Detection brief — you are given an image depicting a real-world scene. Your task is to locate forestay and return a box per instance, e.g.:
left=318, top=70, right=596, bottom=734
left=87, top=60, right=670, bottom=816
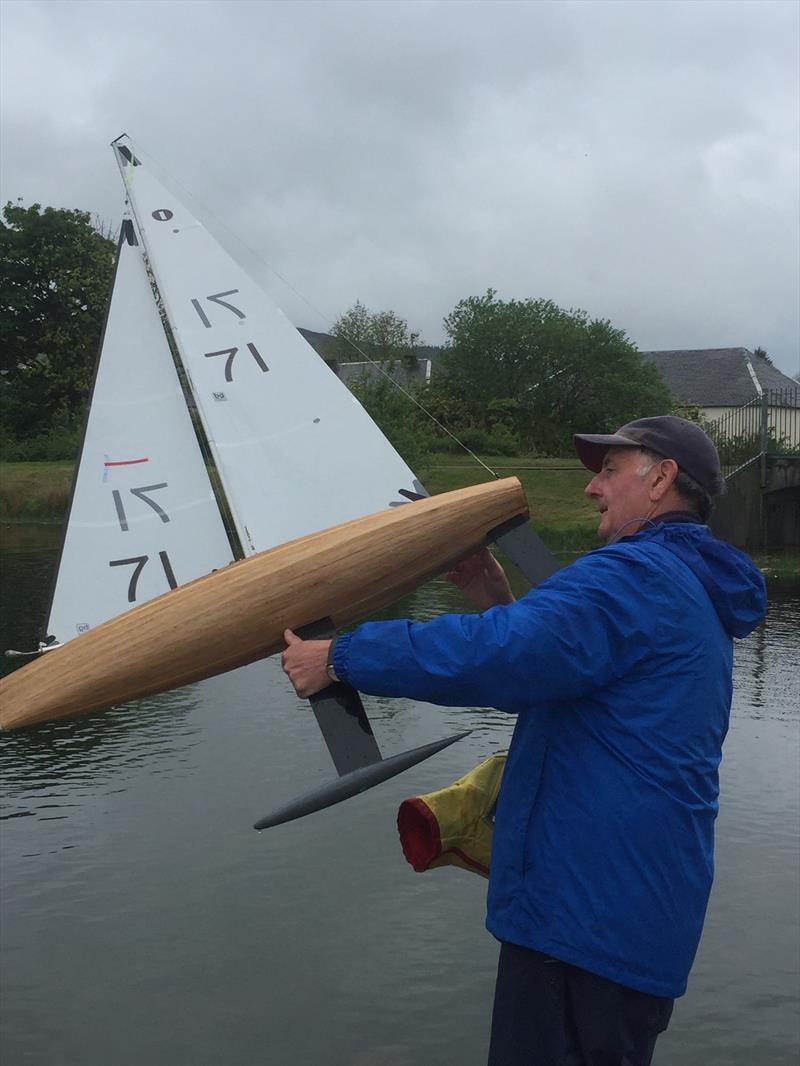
left=45, top=224, right=234, bottom=646
left=114, top=136, right=422, bottom=556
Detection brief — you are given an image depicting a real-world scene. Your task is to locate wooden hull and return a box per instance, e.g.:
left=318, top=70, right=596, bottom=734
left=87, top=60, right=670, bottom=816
left=0, top=478, right=528, bottom=730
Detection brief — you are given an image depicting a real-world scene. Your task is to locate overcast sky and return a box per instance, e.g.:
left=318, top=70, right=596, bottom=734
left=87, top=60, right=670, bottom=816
left=1, top=0, right=798, bottom=376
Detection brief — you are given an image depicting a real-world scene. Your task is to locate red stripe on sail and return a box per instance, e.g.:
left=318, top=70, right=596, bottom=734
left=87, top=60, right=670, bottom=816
left=104, top=458, right=149, bottom=467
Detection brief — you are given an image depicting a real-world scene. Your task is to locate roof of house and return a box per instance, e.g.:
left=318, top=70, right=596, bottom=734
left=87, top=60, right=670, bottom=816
left=641, top=348, right=799, bottom=407
left=297, top=327, right=338, bottom=361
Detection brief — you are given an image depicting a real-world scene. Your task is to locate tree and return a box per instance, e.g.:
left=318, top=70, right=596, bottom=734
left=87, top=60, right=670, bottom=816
left=348, top=371, right=431, bottom=471
left=331, top=300, right=421, bottom=368
left=752, top=346, right=773, bottom=366
left=0, top=201, right=116, bottom=441
left=440, top=290, right=672, bottom=454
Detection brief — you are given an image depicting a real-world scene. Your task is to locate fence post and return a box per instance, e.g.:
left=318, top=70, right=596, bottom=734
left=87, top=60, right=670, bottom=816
left=760, top=391, right=769, bottom=487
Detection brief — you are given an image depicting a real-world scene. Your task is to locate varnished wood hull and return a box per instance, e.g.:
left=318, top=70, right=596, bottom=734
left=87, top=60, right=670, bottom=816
left=0, top=478, right=528, bottom=730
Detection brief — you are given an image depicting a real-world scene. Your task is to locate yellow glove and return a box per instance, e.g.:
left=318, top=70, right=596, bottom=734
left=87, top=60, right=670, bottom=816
left=397, top=753, right=507, bottom=879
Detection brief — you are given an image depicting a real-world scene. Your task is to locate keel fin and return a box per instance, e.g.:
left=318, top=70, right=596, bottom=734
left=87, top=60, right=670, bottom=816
left=254, top=730, right=472, bottom=830
left=257, top=618, right=472, bottom=828
left=297, top=618, right=382, bottom=775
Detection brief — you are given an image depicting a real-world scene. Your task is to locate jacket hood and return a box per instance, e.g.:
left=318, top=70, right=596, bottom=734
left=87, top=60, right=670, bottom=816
left=629, top=523, right=767, bottom=639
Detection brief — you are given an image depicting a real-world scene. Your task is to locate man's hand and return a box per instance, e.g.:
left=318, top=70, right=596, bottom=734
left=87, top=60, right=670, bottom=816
left=447, top=547, right=515, bottom=611
left=281, top=629, right=332, bottom=698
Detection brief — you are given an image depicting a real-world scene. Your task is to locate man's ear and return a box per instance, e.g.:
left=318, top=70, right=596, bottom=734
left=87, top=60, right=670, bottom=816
left=649, top=459, right=679, bottom=501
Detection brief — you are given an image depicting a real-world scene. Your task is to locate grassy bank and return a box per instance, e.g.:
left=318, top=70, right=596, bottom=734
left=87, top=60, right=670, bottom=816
left=420, top=453, right=598, bottom=553
left=2, top=457, right=798, bottom=580
left=0, top=462, right=74, bottom=522
left=0, top=456, right=598, bottom=549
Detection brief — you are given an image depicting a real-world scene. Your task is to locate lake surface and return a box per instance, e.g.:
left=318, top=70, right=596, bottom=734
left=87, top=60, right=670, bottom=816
left=1, top=527, right=798, bottom=1066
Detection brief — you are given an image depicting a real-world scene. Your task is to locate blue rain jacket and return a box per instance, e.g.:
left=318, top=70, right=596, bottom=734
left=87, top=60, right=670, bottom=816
left=333, top=521, right=766, bottom=997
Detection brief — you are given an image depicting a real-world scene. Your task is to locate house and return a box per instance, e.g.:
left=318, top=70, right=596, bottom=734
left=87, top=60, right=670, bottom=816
left=641, top=347, right=799, bottom=448
left=333, top=357, right=431, bottom=389
left=297, top=327, right=431, bottom=388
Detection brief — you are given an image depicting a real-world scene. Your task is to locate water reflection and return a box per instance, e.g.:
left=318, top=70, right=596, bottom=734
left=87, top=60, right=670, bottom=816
left=0, top=526, right=798, bottom=1066
left=732, top=583, right=799, bottom=722
left=0, top=689, right=203, bottom=823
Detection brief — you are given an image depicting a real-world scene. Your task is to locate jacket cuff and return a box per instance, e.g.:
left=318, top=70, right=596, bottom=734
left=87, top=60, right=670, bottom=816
left=332, top=631, right=353, bottom=684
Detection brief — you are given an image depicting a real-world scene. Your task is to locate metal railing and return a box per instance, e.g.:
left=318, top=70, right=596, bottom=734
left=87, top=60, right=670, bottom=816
left=706, top=387, right=800, bottom=480
left=767, top=387, right=800, bottom=448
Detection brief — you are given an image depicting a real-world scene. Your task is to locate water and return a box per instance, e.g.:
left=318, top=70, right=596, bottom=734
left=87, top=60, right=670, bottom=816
left=1, top=527, right=798, bottom=1066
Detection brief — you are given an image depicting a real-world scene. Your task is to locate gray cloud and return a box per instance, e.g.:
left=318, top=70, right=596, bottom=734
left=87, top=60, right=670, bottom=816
left=1, top=0, right=797, bottom=375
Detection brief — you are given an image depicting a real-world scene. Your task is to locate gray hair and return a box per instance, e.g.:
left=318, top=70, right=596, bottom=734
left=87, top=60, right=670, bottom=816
left=637, top=448, right=720, bottom=522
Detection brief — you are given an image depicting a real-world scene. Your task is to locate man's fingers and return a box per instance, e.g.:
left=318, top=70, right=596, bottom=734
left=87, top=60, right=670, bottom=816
left=281, top=635, right=331, bottom=700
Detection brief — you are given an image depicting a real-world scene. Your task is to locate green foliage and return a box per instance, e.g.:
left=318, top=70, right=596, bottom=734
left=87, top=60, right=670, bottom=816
left=331, top=300, right=421, bottom=368
left=0, top=201, right=116, bottom=442
left=0, top=415, right=82, bottom=461
left=417, top=371, right=472, bottom=426
left=440, top=290, right=672, bottom=454
left=348, top=370, right=433, bottom=471
left=714, top=430, right=793, bottom=471
left=669, top=402, right=710, bottom=428
left=431, top=425, right=520, bottom=456
left=338, top=290, right=673, bottom=466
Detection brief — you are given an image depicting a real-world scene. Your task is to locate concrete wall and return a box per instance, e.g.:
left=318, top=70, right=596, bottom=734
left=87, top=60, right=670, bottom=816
left=763, top=487, right=800, bottom=548
left=764, top=456, right=800, bottom=492
left=710, top=461, right=763, bottom=548
left=711, top=457, right=800, bottom=549
left=763, top=458, right=800, bottom=547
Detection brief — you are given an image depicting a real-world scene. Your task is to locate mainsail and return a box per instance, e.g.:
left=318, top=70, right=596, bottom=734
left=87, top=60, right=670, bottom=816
left=45, top=220, right=233, bottom=646
left=113, top=135, right=422, bottom=557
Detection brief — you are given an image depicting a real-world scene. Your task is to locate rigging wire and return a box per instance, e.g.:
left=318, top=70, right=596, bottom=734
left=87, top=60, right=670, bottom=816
left=135, top=144, right=499, bottom=480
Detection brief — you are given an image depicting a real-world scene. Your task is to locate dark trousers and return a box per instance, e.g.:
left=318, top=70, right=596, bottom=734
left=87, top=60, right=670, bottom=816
left=488, top=942, right=674, bottom=1066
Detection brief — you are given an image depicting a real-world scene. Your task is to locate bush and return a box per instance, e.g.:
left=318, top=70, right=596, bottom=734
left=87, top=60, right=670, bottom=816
left=714, top=430, right=793, bottom=470
left=0, top=422, right=82, bottom=461
left=349, top=372, right=433, bottom=471
left=431, top=425, right=519, bottom=456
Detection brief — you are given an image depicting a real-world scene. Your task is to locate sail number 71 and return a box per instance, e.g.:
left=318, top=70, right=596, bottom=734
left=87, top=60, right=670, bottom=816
left=109, top=551, right=177, bottom=603
left=109, top=484, right=176, bottom=601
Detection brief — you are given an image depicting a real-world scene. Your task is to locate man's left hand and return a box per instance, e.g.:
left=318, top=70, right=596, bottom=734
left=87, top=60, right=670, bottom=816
left=281, top=629, right=332, bottom=698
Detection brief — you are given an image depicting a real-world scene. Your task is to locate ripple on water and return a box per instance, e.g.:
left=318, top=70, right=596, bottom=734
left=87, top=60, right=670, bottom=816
left=0, top=687, right=204, bottom=823
left=0, top=543, right=798, bottom=1066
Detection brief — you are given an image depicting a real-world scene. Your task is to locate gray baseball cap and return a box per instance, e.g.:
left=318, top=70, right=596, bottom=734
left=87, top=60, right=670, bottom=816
left=574, top=415, right=723, bottom=495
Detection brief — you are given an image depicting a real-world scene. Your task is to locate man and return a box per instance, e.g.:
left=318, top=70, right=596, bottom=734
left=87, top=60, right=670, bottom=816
left=282, top=416, right=767, bottom=1066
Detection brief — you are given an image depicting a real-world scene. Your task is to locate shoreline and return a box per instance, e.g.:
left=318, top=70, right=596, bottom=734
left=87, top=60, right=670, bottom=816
left=2, top=459, right=798, bottom=580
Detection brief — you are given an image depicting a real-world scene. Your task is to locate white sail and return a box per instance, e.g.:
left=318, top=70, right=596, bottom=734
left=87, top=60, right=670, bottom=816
left=45, top=222, right=234, bottom=645
left=114, top=137, right=422, bottom=556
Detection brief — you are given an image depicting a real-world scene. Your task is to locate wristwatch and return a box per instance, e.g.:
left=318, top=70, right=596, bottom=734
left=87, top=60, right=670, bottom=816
left=326, top=639, right=339, bottom=683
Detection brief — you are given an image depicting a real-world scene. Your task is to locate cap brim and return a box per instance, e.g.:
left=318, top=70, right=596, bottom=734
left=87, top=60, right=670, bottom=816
left=573, top=432, right=641, bottom=472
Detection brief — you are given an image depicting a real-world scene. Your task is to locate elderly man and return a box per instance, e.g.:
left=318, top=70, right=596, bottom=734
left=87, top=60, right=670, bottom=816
left=282, top=416, right=766, bottom=1066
